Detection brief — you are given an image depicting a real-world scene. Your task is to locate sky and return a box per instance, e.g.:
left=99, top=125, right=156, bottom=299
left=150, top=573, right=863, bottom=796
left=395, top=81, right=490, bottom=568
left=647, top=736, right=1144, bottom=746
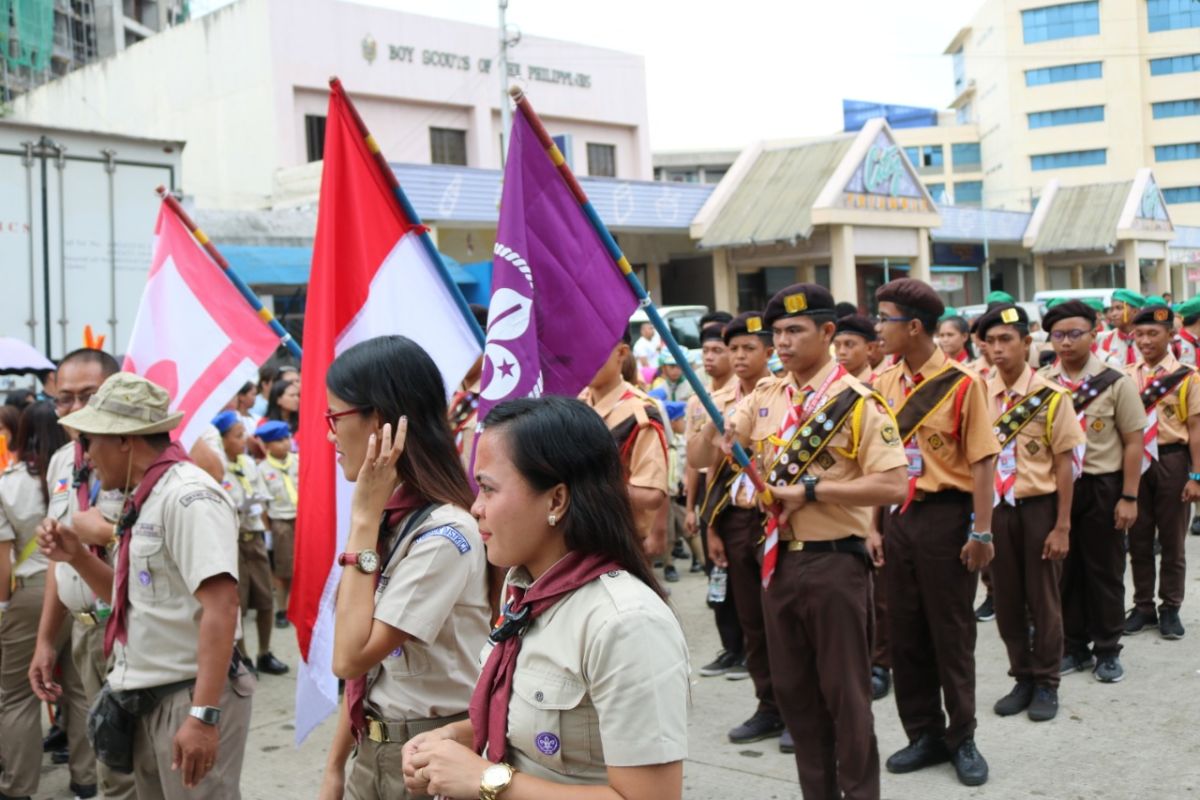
left=190, top=0, right=977, bottom=151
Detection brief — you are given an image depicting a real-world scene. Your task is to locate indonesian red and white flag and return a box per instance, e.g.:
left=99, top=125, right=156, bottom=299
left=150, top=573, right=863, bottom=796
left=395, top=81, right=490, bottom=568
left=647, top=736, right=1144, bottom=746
left=122, top=202, right=280, bottom=448
left=290, top=80, right=482, bottom=743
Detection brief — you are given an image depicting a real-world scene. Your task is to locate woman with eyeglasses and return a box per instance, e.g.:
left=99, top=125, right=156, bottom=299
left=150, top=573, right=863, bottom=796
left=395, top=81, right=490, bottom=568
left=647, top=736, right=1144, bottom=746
left=318, top=335, right=491, bottom=800
left=0, top=401, right=69, bottom=798
left=401, top=396, right=689, bottom=800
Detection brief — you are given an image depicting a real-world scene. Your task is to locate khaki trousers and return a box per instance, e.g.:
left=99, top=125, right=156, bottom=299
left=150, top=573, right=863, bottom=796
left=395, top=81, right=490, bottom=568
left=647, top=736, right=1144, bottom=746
left=346, top=712, right=465, bottom=800
left=56, top=613, right=96, bottom=789
left=128, top=666, right=255, bottom=800
left=73, top=620, right=137, bottom=798
left=0, top=578, right=49, bottom=797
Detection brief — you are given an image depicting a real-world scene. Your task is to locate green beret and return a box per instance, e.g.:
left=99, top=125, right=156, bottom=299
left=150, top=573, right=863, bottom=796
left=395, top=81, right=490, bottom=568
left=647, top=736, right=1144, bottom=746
left=985, top=290, right=1015, bottom=305
left=1111, top=289, right=1145, bottom=308
left=1082, top=297, right=1106, bottom=312
left=1144, top=294, right=1166, bottom=308
left=939, top=306, right=958, bottom=321
left=1175, top=296, right=1200, bottom=319
left=1044, top=298, right=1066, bottom=310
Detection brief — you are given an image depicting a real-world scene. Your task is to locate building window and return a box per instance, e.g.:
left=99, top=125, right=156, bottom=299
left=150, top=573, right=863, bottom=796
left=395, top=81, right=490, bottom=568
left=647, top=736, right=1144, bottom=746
left=904, top=146, right=920, bottom=166
left=1163, top=186, right=1200, bottom=204
left=924, top=145, right=944, bottom=168
left=1027, top=105, right=1105, bottom=128
left=587, top=143, right=616, bottom=177
left=1030, top=148, right=1107, bottom=170
left=1147, top=0, right=1200, bottom=32
left=926, top=182, right=947, bottom=203
left=1152, top=98, right=1200, bottom=118
left=703, top=167, right=728, bottom=184
left=956, top=102, right=973, bottom=124
left=304, top=115, right=326, bottom=163
left=1024, top=60, right=1102, bottom=85
left=954, top=180, right=983, bottom=205
left=951, top=142, right=981, bottom=168
left=1021, top=1, right=1099, bottom=43
left=430, top=127, right=468, bottom=166
left=952, top=47, right=966, bottom=93
left=1155, top=143, right=1200, bottom=161
left=1149, top=53, right=1200, bottom=75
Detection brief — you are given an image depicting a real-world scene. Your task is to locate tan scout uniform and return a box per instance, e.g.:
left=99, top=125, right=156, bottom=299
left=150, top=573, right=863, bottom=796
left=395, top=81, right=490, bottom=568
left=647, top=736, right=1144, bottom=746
left=1098, top=328, right=1139, bottom=369
left=579, top=381, right=669, bottom=544
left=346, top=504, right=490, bottom=800
left=482, top=568, right=688, bottom=784
left=873, top=347, right=1000, bottom=751
left=259, top=453, right=298, bottom=580
left=1125, top=354, right=1200, bottom=615
left=987, top=368, right=1084, bottom=690
left=1042, top=355, right=1145, bottom=660
left=223, top=454, right=274, bottom=614
left=726, top=360, right=906, bottom=798
left=111, top=460, right=254, bottom=800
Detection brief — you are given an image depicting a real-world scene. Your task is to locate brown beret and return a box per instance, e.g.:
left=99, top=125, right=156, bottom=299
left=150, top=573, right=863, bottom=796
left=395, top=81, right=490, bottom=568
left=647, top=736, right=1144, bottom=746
left=723, top=311, right=772, bottom=345
left=1133, top=304, right=1173, bottom=327
left=875, top=278, right=945, bottom=319
left=763, top=283, right=836, bottom=328
left=834, top=314, right=877, bottom=342
left=1041, top=300, right=1096, bottom=332
left=975, top=304, right=1029, bottom=340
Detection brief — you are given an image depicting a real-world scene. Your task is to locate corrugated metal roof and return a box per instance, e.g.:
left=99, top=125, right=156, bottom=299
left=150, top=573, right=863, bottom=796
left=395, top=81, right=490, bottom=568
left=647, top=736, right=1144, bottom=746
left=389, top=162, right=713, bottom=231
left=698, top=137, right=855, bottom=249
left=932, top=205, right=1031, bottom=243
left=1033, top=182, right=1131, bottom=253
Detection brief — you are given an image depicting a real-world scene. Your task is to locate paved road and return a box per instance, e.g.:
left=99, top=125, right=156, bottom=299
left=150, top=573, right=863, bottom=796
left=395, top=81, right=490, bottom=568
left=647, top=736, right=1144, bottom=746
left=33, top=536, right=1200, bottom=799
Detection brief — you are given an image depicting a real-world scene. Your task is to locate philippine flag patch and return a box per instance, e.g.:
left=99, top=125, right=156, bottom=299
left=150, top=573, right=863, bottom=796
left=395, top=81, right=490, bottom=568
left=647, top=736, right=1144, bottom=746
left=54, top=478, right=70, bottom=494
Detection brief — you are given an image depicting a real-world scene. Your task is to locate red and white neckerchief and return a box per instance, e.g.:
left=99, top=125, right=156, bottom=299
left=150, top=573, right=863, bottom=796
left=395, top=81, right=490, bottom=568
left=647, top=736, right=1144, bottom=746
left=953, top=349, right=970, bottom=364
left=993, top=385, right=1023, bottom=507
left=761, top=364, right=846, bottom=589
left=1055, top=370, right=1089, bottom=480
left=1178, top=329, right=1197, bottom=368
left=727, top=381, right=756, bottom=507
left=1140, top=365, right=1164, bottom=474
left=1102, top=330, right=1137, bottom=367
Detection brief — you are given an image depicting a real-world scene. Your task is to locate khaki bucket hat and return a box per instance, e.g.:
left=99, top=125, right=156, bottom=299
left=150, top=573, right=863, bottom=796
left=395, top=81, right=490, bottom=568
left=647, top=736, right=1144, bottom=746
left=59, top=372, right=184, bottom=436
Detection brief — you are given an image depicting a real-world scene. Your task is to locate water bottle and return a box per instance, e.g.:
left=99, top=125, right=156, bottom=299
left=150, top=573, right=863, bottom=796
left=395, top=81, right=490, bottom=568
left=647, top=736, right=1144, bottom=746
left=707, top=566, right=728, bottom=605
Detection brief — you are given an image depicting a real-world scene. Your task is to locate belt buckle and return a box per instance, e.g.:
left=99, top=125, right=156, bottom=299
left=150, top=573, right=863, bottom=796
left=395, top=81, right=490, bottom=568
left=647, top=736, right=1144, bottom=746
left=241, top=532, right=255, bottom=542
left=75, top=611, right=97, bottom=627
left=787, top=540, right=805, bottom=552
left=367, top=718, right=387, bottom=743
left=913, top=490, right=928, bottom=503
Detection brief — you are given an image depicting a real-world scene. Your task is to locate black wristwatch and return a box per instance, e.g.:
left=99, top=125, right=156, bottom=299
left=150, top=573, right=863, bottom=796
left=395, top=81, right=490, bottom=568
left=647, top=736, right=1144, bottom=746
left=802, top=474, right=820, bottom=503
left=1120, top=494, right=1138, bottom=503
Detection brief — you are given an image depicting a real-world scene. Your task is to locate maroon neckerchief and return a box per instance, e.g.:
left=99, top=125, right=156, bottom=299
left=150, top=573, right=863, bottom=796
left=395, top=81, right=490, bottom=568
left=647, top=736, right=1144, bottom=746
left=469, top=551, right=623, bottom=763
left=346, top=483, right=428, bottom=742
left=73, top=442, right=105, bottom=559
left=105, top=442, right=192, bottom=658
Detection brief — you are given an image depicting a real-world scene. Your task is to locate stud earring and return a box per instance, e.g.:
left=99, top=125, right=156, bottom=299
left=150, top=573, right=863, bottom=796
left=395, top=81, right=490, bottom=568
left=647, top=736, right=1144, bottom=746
left=548, top=514, right=557, bottom=527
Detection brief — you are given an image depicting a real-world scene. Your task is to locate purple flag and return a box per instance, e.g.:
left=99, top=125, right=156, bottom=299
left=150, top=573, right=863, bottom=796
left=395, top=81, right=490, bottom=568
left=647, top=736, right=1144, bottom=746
left=477, top=111, right=638, bottom=421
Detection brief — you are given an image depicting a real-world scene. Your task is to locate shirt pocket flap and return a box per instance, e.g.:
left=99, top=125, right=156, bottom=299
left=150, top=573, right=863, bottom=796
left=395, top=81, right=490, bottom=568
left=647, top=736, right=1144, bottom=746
left=512, top=670, right=586, bottom=711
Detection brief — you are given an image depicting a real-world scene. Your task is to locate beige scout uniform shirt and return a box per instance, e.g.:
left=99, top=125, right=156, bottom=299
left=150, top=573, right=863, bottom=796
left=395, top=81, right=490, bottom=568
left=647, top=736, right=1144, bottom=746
left=483, top=567, right=689, bottom=785
left=367, top=504, right=489, bottom=721
left=258, top=454, right=298, bottom=521
left=1041, top=355, right=1147, bottom=475
left=221, top=454, right=268, bottom=533
left=1125, top=353, right=1200, bottom=445
left=987, top=368, right=1086, bottom=498
left=726, top=360, right=908, bottom=540
left=108, top=461, right=240, bottom=691
left=1098, top=328, right=1139, bottom=369
left=874, top=348, right=1001, bottom=494
left=0, top=463, right=49, bottom=580
left=579, top=382, right=669, bottom=541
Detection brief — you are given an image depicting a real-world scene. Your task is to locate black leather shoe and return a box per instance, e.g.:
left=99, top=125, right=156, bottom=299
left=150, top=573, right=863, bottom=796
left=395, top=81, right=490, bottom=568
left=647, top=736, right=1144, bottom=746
left=1124, top=607, right=1158, bottom=635
left=699, top=650, right=740, bottom=677
left=993, top=681, right=1034, bottom=716
left=274, top=610, right=289, bottom=629
left=1191, top=516, right=1200, bottom=536
left=42, top=724, right=67, bottom=752
left=871, top=666, right=891, bottom=700
left=974, top=596, right=995, bottom=622
left=70, top=782, right=98, bottom=799
left=779, top=728, right=795, bottom=753
left=1160, top=606, right=1185, bottom=639
left=952, top=738, right=989, bottom=786
left=728, top=710, right=785, bottom=743
left=1027, top=687, right=1058, bottom=722
left=885, top=733, right=951, bottom=774
left=672, top=540, right=688, bottom=560
left=256, top=652, right=290, bottom=675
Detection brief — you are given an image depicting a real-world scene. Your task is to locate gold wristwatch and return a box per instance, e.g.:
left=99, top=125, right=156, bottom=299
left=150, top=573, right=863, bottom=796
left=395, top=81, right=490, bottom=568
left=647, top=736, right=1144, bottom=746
left=479, top=762, right=514, bottom=799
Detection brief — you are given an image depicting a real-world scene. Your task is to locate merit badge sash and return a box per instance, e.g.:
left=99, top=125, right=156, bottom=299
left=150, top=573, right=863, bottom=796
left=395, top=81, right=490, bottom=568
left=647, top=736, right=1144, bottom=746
left=891, top=365, right=970, bottom=511
left=992, top=385, right=1057, bottom=506
left=1138, top=366, right=1192, bottom=473
left=1058, top=367, right=1123, bottom=478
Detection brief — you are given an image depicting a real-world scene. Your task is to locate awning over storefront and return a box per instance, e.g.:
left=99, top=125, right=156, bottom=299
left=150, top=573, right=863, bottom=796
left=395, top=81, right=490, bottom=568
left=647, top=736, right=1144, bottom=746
left=221, top=245, right=477, bottom=287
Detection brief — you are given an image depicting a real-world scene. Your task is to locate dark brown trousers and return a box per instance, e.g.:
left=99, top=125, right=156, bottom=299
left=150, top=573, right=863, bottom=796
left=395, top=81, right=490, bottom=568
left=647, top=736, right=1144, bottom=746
left=992, top=494, right=1064, bottom=689
left=884, top=492, right=978, bottom=749
left=765, top=548, right=879, bottom=800
left=872, top=566, right=890, bottom=670
left=716, top=507, right=776, bottom=716
left=1062, top=472, right=1126, bottom=657
left=1130, top=446, right=1189, bottom=612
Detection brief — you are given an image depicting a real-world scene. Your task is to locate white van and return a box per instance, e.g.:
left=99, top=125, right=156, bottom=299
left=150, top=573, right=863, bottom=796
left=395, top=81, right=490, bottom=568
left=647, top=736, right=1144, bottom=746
left=1032, top=289, right=1116, bottom=316
left=628, top=305, right=710, bottom=349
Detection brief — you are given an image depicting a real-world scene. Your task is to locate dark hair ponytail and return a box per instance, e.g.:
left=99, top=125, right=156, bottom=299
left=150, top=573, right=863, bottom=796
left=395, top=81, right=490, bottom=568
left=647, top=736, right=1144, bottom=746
left=15, top=401, right=68, bottom=504
left=482, top=396, right=666, bottom=599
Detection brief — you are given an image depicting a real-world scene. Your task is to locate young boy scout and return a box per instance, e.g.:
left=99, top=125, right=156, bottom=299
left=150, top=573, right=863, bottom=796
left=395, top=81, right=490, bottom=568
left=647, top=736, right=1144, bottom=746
left=1098, top=289, right=1145, bottom=368
left=1124, top=303, right=1200, bottom=639
left=873, top=278, right=999, bottom=787
left=42, top=373, right=254, bottom=800
left=256, top=420, right=298, bottom=630
left=580, top=332, right=669, bottom=555
left=693, top=285, right=908, bottom=800
left=834, top=315, right=879, bottom=383
left=1040, top=300, right=1144, bottom=683
left=977, top=304, right=1083, bottom=722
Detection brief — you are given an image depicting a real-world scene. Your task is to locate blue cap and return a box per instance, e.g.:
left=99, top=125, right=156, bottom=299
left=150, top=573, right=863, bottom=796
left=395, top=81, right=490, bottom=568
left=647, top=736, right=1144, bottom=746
left=665, top=400, right=686, bottom=422
left=256, top=420, right=292, bottom=443
left=212, top=410, right=239, bottom=435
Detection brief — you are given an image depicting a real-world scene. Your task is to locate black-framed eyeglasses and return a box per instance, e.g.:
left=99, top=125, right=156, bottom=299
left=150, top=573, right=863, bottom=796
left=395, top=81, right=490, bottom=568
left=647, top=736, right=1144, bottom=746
left=1050, top=329, right=1091, bottom=343
left=877, top=314, right=913, bottom=324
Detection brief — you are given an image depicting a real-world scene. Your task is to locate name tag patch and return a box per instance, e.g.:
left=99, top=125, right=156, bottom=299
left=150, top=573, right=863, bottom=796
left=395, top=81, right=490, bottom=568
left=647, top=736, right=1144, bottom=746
left=415, top=526, right=471, bottom=554
left=180, top=490, right=222, bottom=508
left=132, top=522, right=163, bottom=538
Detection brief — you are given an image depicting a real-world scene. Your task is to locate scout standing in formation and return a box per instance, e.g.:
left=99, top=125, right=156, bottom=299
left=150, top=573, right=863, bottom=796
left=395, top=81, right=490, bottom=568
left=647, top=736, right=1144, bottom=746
left=1099, top=290, right=1145, bottom=368
left=872, top=278, right=999, bottom=787
left=1123, top=302, right=1200, bottom=639
left=976, top=305, right=1083, bottom=721
left=256, top=420, right=298, bottom=630
left=695, top=285, right=908, bottom=800
left=1040, top=300, right=1144, bottom=683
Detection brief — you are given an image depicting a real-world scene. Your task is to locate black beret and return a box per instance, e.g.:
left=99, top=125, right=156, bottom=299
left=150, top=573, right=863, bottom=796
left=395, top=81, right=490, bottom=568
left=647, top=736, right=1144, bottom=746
left=1133, top=304, right=1174, bottom=327
left=700, top=310, right=734, bottom=329
left=1041, top=300, right=1096, bottom=332
left=699, top=323, right=726, bottom=344
left=975, top=304, right=1029, bottom=340
left=835, top=302, right=858, bottom=320
left=875, top=278, right=945, bottom=319
left=834, top=314, right=877, bottom=342
left=724, top=311, right=772, bottom=345
left=763, top=283, right=836, bottom=328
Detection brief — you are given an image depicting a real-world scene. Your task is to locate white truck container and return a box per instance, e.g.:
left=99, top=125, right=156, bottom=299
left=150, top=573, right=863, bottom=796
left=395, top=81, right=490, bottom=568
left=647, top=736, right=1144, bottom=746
left=0, top=120, right=184, bottom=360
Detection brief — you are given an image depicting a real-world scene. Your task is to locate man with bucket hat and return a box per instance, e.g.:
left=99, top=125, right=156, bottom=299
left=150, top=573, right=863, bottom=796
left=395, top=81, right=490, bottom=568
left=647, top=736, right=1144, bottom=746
left=36, top=372, right=254, bottom=799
